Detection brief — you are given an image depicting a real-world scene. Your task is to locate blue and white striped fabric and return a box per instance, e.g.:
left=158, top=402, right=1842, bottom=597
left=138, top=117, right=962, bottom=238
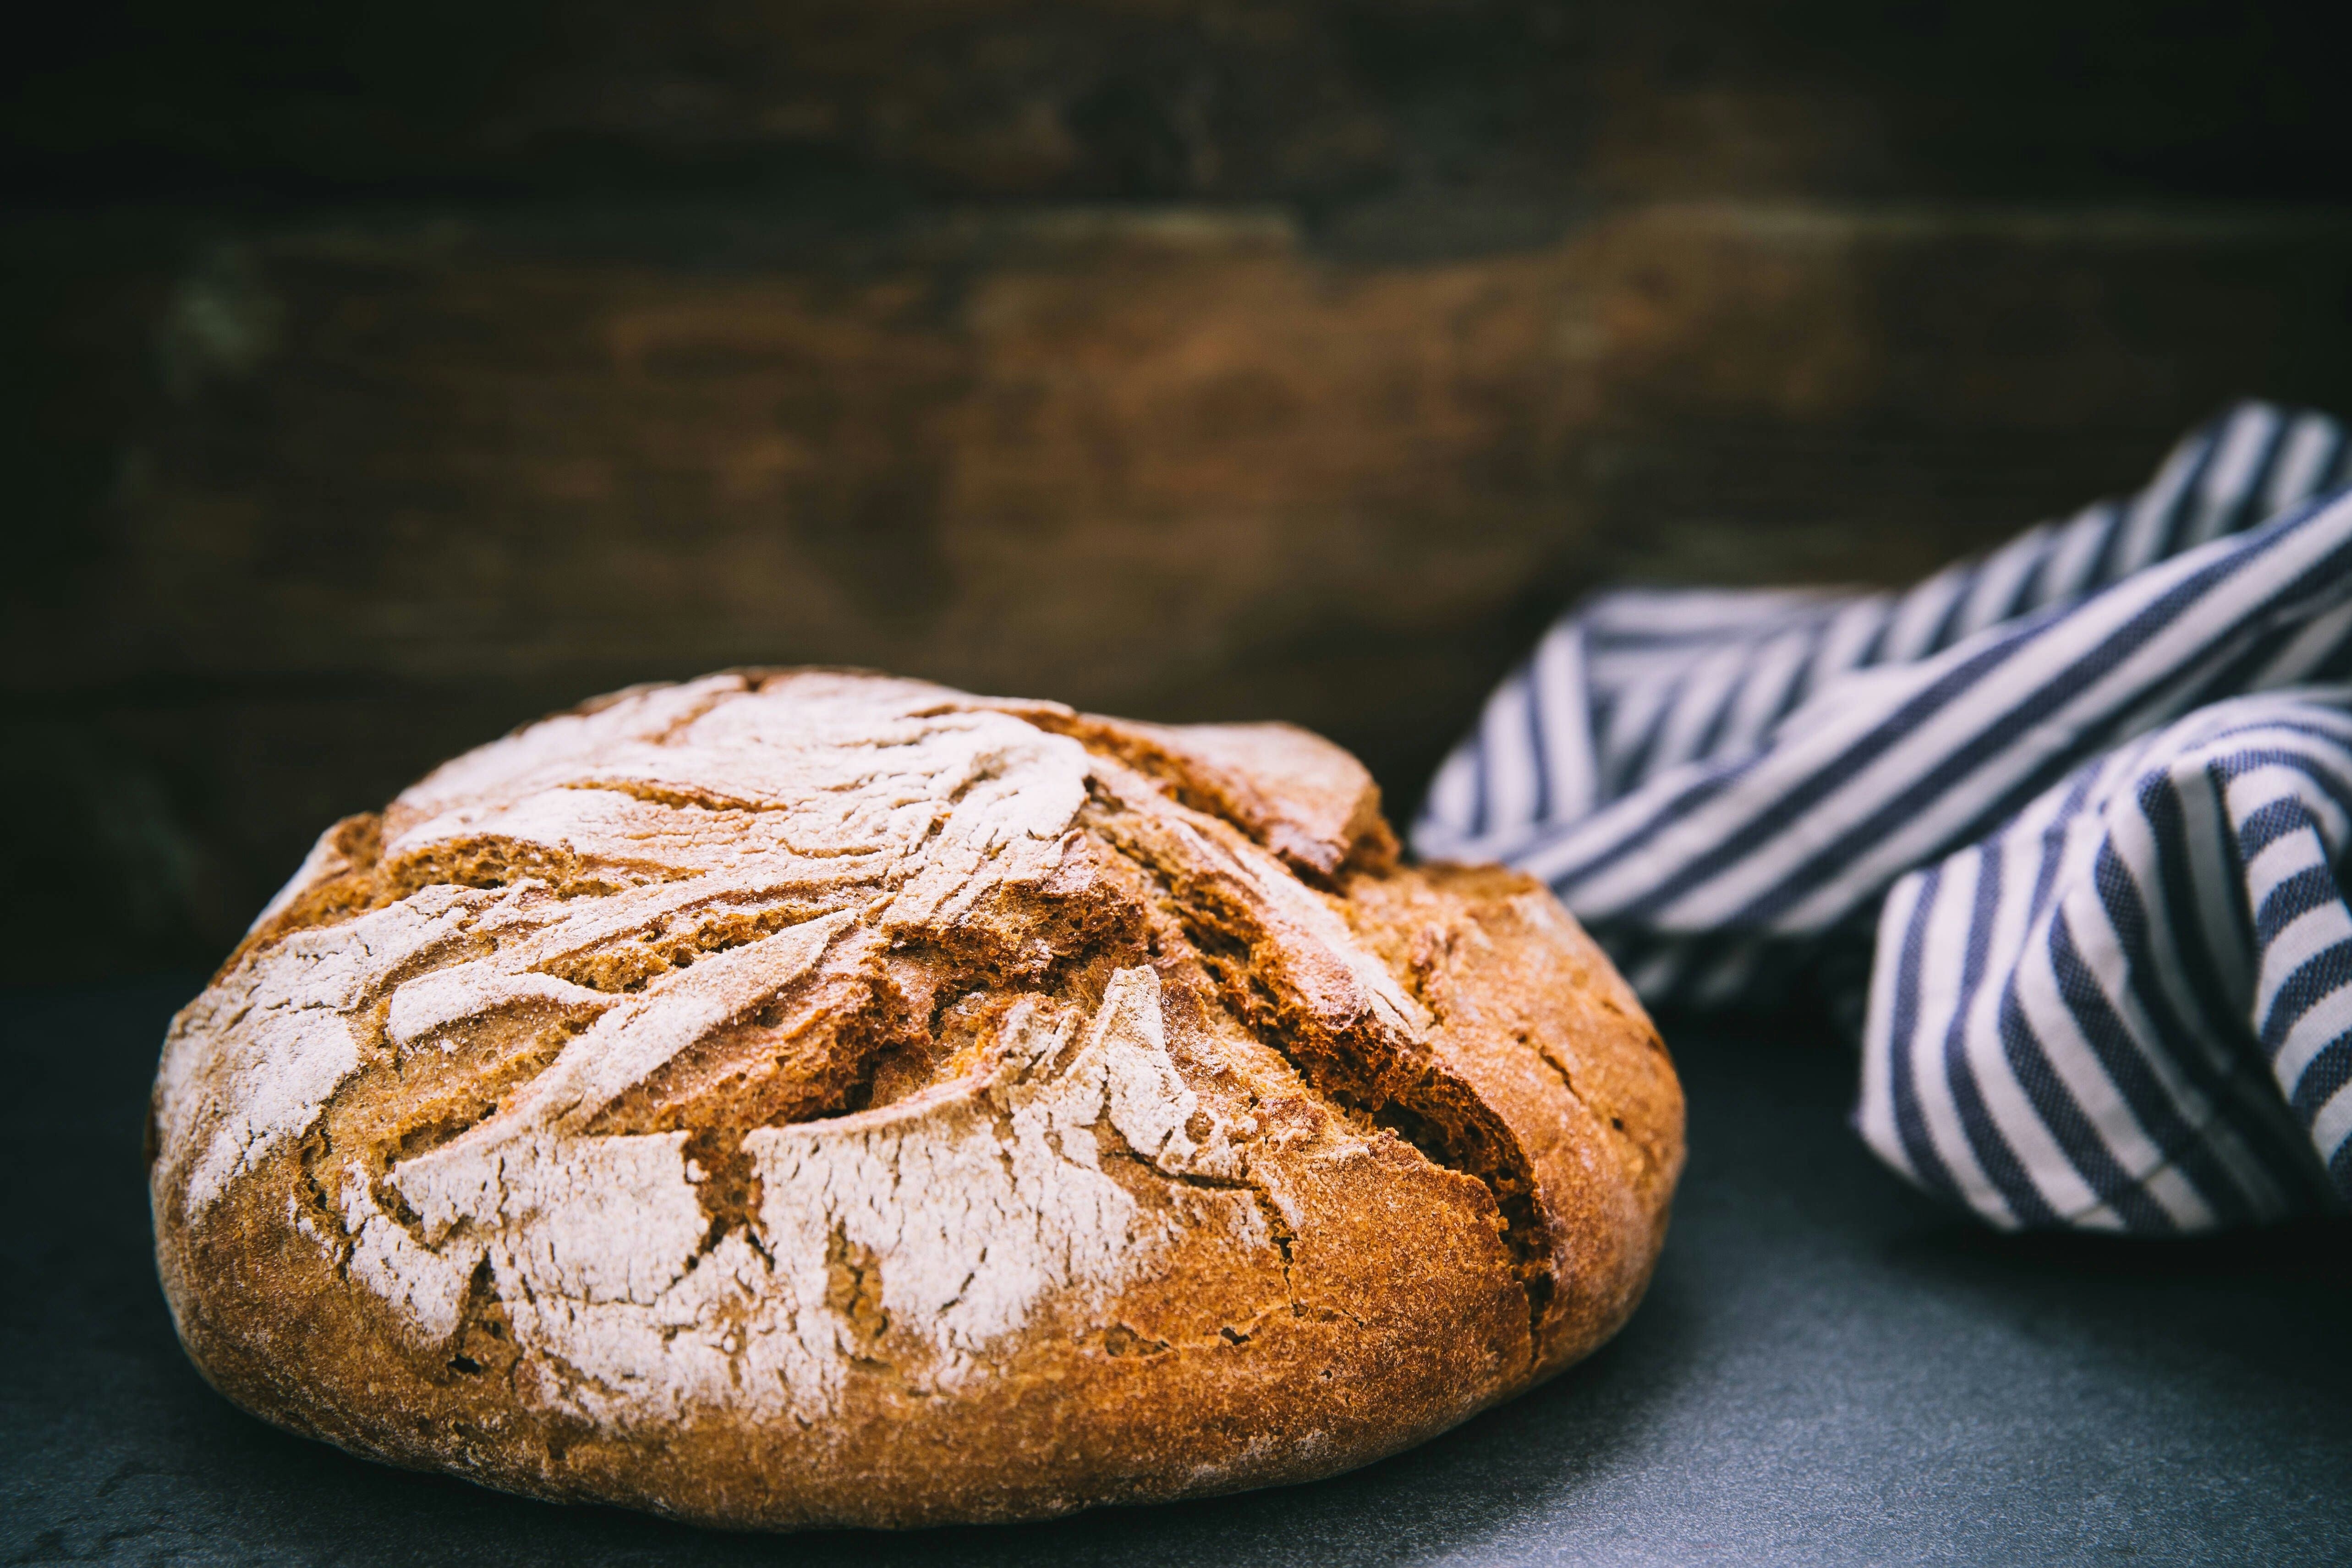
left=1414, top=402, right=2352, bottom=1232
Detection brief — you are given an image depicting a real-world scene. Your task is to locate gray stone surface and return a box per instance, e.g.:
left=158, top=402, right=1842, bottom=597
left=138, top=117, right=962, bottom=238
left=6, top=973, right=2348, bottom=1566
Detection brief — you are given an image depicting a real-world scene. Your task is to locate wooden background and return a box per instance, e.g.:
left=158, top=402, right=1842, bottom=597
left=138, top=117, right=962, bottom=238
left=8, top=0, right=2352, bottom=981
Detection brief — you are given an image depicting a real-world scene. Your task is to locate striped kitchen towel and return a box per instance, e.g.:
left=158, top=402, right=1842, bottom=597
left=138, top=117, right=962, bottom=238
left=1415, top=401, right=2352, bottom=1232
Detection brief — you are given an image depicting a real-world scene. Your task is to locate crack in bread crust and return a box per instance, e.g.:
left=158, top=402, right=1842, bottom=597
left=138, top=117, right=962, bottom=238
left=150, top=669, right=1682, bottom=1529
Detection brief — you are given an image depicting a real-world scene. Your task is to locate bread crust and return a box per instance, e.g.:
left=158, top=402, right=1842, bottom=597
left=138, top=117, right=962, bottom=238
left=149, top=670, right=1682, bottom=1529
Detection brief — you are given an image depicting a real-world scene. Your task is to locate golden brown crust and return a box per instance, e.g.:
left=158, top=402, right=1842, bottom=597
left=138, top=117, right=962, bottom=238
left=149, top=670, right=1681, bottom=1530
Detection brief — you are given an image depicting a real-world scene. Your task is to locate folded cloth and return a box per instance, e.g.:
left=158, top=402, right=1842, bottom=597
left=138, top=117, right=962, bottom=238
left=1415, top=402, right=2352, bottom=1232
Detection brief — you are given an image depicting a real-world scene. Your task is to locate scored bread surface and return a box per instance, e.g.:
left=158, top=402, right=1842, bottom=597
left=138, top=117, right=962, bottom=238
left=149, top=670, right=1683, bottom=1529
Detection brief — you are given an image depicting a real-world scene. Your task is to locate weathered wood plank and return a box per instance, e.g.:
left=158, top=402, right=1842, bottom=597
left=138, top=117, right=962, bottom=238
left=11, top=2, right=2348, bottom=206
left=10, top=199, right=2352, bottom=974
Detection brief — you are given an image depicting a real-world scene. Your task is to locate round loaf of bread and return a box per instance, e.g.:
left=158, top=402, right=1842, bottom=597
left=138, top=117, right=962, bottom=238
left=149, top=670, right=1683, bottom=1529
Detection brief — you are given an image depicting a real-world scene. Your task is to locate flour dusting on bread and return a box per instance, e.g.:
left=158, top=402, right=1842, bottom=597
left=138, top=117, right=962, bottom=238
left=149, top=669, right=1682, bottom=1529
left=156, top=675, right=1250, bottom=1420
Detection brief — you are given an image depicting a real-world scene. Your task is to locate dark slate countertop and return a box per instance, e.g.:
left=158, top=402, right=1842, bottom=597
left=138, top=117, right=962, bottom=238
left=7, top=974, right=2348, bottom=1567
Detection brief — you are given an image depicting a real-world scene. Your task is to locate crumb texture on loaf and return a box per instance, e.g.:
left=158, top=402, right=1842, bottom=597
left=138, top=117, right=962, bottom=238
left=150, top=669, right=1681, bottom=1528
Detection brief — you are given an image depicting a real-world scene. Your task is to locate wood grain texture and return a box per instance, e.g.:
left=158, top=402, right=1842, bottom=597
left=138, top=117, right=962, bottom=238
left=11, top=1, right=2348, bottom=204
left=8, top=0, right=2352, bottom=982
